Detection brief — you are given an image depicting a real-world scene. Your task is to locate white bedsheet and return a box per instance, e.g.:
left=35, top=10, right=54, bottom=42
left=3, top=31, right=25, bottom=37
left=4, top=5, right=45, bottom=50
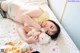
left=0, top=4, right=80, bottom=53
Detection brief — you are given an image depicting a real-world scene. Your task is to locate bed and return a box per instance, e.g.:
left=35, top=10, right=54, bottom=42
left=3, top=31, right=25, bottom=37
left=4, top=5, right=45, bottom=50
left=0, top=0, right=80, bottom=53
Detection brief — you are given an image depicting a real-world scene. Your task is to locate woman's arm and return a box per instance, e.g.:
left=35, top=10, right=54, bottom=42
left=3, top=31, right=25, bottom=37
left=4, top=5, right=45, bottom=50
left=22, top=14, right=41, bottom=31
left=22, top=8, right=43, bottom=31
left=18, top=26, right=39, bottom=44
left=18, top=26, right=29, bottom=41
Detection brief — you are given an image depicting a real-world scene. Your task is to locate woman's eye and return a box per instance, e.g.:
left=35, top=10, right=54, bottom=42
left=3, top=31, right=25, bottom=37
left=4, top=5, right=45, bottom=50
left=51, top=26, right=55, bottom=29
left=50, top=26, right=53, bottom=28
left=46, top=30, right=49, bottom=34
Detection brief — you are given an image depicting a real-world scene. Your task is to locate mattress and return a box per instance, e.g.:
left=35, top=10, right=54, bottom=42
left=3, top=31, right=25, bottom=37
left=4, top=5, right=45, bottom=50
left=0, top=3, right=80, bottom=53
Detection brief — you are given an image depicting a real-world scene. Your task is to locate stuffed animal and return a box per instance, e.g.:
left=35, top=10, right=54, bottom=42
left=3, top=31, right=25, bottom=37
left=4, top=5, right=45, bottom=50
left=38, top=32, right=51, bottom=44
left=0, top=41, right=31, bottom=53
left=27, top=28, right=51, bottom=44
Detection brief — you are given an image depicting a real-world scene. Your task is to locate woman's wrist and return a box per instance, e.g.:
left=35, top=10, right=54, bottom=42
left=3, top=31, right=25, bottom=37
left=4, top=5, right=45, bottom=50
left=25, top=37, right=34, bottom=44
left=25, top=39, right=32, bottom=44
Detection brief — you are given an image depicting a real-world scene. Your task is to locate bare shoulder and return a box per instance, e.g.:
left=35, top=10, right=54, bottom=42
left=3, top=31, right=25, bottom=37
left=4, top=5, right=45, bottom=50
left=24, top=7, right=43, bottom=18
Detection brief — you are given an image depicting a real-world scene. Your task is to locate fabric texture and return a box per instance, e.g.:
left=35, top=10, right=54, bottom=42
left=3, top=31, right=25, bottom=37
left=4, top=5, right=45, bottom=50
left=7, top=0, right=14, bottom=21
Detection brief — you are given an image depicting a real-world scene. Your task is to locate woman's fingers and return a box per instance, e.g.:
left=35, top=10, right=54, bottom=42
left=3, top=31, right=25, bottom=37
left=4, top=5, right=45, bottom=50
left=34, top=35, right=39, bottom=40
left=32, top=32, right=40, bottom=40
left=27, top=36, right=37, bottom=44
left=27, top=32, right=40, bottom=43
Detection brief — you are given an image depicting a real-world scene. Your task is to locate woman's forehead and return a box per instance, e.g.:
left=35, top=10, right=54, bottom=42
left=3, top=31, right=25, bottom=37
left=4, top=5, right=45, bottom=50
left=49, top=21, right=56, bottom=26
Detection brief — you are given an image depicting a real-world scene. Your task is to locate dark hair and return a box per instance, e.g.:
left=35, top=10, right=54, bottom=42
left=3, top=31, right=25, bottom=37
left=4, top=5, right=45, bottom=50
left=32, top=51, right=40, bottom=53
left=0, top=10, right=7, bottom=18
left=46, top=20, right=61, bottom=40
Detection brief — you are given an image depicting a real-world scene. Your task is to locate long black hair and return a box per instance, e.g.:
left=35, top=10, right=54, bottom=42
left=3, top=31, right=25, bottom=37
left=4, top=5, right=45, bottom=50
left=46, top=20, right=61, bottom=40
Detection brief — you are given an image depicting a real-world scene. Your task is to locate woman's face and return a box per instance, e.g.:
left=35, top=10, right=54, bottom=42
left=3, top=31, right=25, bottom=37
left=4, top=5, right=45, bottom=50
left=41, top=21, right=57, bottom=35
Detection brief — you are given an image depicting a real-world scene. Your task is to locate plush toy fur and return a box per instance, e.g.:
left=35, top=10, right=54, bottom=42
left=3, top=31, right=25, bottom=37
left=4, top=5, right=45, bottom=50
left=38, top=32, right=51, bottom=44
left=27, top=28, right=51, bottom=44
left=0, top=41, right=31, bottom=53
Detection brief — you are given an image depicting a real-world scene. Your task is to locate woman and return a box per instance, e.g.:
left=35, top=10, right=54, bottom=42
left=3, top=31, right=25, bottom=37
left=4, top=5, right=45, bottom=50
left=0, top=1, right=60, bottom=44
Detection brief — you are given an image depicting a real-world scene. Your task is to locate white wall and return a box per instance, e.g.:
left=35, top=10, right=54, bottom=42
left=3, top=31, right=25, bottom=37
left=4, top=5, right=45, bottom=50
left=48, top=0, right=80, bottom=50
left=61, top=2, right=80, bottom=50
left=48, top=0, right=67, bottom=19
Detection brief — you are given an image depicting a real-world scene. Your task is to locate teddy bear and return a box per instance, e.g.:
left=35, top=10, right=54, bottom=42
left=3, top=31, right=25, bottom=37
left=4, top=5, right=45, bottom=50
left=38, top=32, right=51, bottom=44
left=27, top=28, right=51, bottom=45
left=0, top=41, right=31, bottom=53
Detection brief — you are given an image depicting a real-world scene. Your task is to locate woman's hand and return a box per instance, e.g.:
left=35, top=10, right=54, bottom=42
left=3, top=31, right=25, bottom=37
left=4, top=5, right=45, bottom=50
left=27, top=32, right=40, bottom=44
left=34, top=25, right=41, bottom=31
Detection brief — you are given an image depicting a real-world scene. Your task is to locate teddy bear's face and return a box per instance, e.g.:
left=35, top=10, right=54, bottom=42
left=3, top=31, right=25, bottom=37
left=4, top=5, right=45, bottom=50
left=38, top=33, right=51, bottom=44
